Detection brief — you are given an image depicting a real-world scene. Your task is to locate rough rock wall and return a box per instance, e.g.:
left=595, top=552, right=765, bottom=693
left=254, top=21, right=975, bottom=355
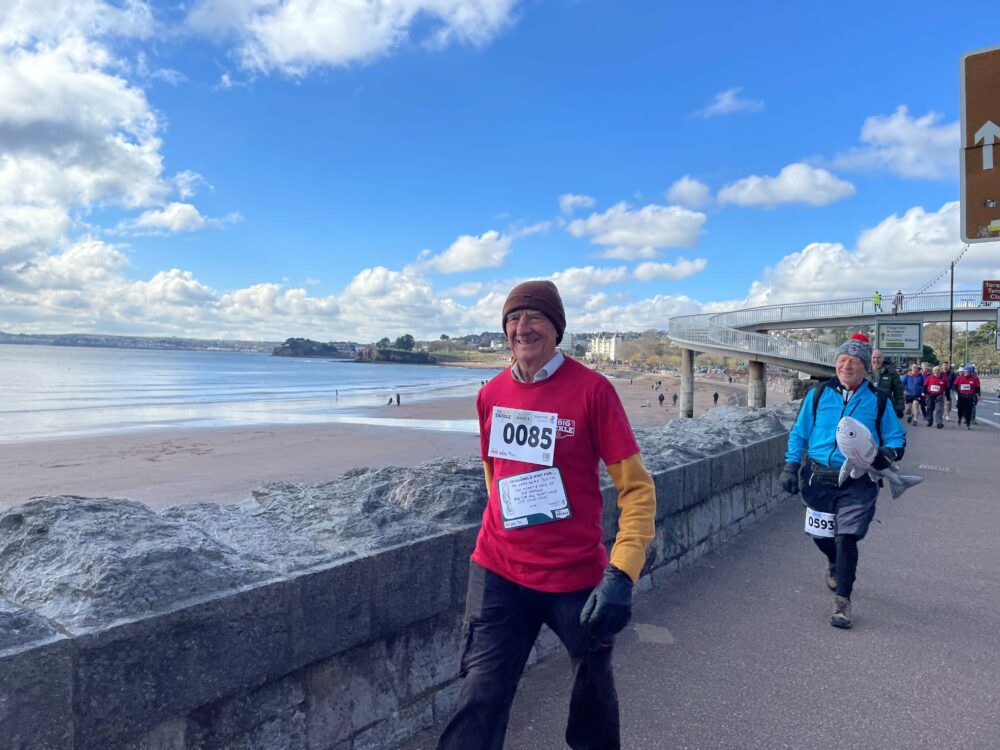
left=0, top=404, right=798, bottom=750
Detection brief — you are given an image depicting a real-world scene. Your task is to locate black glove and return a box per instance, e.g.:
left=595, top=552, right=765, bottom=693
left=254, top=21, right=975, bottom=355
left=779, top=462, right=800, bottom=494
left=580, top=565, right=633, bottom=644
left=872, top=447, right=895, bottom=470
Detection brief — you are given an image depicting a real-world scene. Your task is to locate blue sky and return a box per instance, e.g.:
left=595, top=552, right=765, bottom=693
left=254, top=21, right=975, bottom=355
left=1, top=1, right=998, bottom=342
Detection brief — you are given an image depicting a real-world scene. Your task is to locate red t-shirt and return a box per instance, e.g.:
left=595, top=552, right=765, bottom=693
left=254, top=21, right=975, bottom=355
left=953, top=373, right=981, bottom=396
left=923, top=375, right=946, bottom=396
left=471, top=357, right=640, bottom=592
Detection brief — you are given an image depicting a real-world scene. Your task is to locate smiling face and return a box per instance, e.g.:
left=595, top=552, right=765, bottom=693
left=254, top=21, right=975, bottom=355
left=836, top=354, right=867, bottom=389
left=871, top=350, right=884, bottom=370
left=505, top=309, right=558, bottom=376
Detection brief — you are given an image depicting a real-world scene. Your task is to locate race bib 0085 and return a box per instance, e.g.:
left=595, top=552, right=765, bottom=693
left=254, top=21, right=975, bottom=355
left=487, top=406, right=557, bottom=466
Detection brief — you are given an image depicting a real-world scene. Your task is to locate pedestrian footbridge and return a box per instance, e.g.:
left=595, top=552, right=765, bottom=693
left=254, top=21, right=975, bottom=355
left=667, top=290, right=998, bottom=414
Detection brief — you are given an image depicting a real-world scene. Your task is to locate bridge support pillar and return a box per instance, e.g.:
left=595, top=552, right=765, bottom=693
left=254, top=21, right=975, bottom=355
left=748, top=361, right=766, bottom=408
left=679, top=348, right=695, bottom=418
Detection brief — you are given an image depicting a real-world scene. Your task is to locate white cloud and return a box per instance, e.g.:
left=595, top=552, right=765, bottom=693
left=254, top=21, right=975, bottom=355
left=568, top=202, right=706, bottom=250
left=187, top=0, right=520, bottom=75
left=0, top=0, right=154, bottom=47
left=442, top=282, right=484, bottom=297
left=666, top=176, right=710, bottom=208
left=831, top=105, right=959, bottom=180
left=633, top=258, right=708, bottom=282
left=134, top=203, right=210, bottom=232
left=508, top=220, right=551, bottom=239
left=558, top=193, right=596, bottom=214
left=427, top=230, right=510, bottom=273
left=548, top=265, right=628, bottom=296
left=717, top=163, right=855, bottom=207
left=694, top=87, right=764, bottom=119
left=739, top=202, right=985, bottom=306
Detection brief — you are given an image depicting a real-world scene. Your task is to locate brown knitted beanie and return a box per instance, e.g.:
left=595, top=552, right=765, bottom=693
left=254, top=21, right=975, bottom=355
left=501, top=280, right=566, bottom=344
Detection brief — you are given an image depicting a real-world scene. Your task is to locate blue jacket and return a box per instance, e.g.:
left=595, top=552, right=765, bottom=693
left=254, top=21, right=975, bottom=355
left=786, top=379, right=906, bottom=468
left=900, top=372, right=923, bottom=398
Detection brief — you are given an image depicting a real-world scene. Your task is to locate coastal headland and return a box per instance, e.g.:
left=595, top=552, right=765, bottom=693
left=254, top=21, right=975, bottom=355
left=1, top=370, right=789, bottom=512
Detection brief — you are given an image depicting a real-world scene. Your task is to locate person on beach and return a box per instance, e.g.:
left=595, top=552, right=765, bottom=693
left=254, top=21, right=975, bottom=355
left=672, top=393, right=678, bottom=406
left=658, top=392, right=665, bottom=407
left=395, top=392, right=400, bottom=406
left=712, top=391, right=719, bottom=406
left=437, top=280, right=656, bottom=750
left=780, top=333, right=906, bottom=629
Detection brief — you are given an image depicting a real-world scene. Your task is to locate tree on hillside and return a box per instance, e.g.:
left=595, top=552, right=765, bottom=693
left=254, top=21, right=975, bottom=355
left=440, top=334, right=449, bottom=340
left=395, top=334, right=415, bottom=351
left=375, top=337, right=391, bottom=349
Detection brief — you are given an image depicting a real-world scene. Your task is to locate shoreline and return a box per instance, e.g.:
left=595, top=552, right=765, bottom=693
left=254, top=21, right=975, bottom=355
left=1, top=374, right=790, bottom=512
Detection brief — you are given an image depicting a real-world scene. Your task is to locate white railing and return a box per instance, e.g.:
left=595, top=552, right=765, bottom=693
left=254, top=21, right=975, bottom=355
left=668, top=290, right=996, bottom=368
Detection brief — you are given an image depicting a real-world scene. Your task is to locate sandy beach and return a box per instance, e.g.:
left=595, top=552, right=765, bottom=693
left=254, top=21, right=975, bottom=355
left=1, top=371, right=789, bottom=512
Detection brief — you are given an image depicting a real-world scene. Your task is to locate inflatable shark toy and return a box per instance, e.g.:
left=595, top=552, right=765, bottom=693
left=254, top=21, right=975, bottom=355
left=835, top=416, right=923, bottom=499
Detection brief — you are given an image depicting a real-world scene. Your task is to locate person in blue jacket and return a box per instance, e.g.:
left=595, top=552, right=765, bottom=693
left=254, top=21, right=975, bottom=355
left=899, top=363, right=924, bottom=425
left=780, top=333, right=906, bottom=629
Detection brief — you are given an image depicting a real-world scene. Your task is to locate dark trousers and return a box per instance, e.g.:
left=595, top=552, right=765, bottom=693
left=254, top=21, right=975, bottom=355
left=437, top=562, right=620, bottom=750
left=813, top=534, right=860, bottom=598
left=957, top=395, right=975, bottom=425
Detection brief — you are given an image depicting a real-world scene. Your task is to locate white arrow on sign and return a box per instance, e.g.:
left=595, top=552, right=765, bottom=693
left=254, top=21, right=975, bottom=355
left=974, top=120, right=1000, bottom=169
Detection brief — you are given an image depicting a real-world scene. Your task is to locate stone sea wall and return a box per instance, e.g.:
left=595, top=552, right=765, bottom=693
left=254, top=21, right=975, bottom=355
left=0, top=404, right=798, bottom=750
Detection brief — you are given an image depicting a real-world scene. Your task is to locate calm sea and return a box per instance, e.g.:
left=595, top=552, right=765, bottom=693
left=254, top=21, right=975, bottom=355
left=0, top=345, right=501, bottom=443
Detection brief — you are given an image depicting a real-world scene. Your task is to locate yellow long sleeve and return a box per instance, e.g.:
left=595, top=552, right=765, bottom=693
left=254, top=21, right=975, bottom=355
left=606, top=453, right=656, bottom=583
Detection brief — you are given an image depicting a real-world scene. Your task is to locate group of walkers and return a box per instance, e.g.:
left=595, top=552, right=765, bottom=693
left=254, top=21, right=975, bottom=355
left=894, top=359, right=982, bottom=430
left=872, top=289, right=906, bottom=314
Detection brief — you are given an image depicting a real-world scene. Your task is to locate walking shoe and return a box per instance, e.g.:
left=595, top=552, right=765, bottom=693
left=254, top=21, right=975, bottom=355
left=967, top=424, right=972, bottom=430
left=825, top=564, right=838, bottom=591
left=926, top=422, right=932, bottom=427
left=937, top=424, right=943, bottom=429
left=946, top=414, right=951, bottom=421
left=905, top=415, right=911, bottom=424
left=831, top=596, right=852, bottom=629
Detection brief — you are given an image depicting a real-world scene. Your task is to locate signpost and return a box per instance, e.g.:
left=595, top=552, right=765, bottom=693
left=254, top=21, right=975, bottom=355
left=875, top=320, right=923, bottom=357
left=985, top=279, right=1000, bottom=302
left=961, top=46, right=1000, bottom=242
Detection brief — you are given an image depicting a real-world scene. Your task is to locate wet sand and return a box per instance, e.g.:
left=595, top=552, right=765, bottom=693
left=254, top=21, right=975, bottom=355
left=0, top=372, right=789, bottom=511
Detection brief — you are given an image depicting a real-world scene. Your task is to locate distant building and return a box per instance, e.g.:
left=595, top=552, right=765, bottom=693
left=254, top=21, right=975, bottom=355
left=587, top=333, right=621, bottom=362
left=557, top=332, right=575, bottom=354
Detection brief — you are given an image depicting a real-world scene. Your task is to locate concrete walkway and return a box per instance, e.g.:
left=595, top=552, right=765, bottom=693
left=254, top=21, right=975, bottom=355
left=402, top=417, right=1000, bottom=749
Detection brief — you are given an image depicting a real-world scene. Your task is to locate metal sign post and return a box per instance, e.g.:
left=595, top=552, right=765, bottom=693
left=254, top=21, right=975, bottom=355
left=961, top=46, right=1000, bottom=242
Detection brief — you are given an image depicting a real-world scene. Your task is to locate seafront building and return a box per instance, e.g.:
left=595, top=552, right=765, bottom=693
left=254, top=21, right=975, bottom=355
left=586, top=332, right=622, bottom=362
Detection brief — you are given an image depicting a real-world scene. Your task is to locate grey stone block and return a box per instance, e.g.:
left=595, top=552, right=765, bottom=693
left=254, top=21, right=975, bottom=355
left=681, top=461, right=711, bottom=509
left=352, top=694, right=435, bottom=750
left=432, top=681, right=462, bottom=723
left=450, top=525, right=479, bottom=611
left=0, top=600, right=73, bottom=750
left=710, top=448, right=745, bottom=494
left=742, top=438, right=771, bottom=477
left=689, top=501, right=720, bottom=545
left=370, top=533, right=455, bottom=640
left=187, top=675, right=307, bottom=750
left=600, top=485, right=619, bottom=543
left=766, top=434, right=789, bottom=468
left=121, top=718, right=187, bottom=750
left=289, top=557, right=373, bottom=670
left=654, top=467, right=685, bottom=519
left=72, top=579, right=293, bottom=750
left=403, top=612, right=463, bottom=700
left=305, top=640, right=406, bottom=748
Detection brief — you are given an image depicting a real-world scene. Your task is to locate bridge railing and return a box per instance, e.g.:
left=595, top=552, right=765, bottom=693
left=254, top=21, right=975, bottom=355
left=668, top=289, right=995, bottom=368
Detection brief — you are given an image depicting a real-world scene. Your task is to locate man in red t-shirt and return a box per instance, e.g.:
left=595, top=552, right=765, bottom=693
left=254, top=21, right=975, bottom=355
left=953, top=365, right=981, bottom=429
left=437, top=280, right=656, bottom=750
left=922, top=366, right=947, bottom=428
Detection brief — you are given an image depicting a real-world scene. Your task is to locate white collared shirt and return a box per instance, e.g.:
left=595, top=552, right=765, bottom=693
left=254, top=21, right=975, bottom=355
left=511, top=351, right=565, bottom=383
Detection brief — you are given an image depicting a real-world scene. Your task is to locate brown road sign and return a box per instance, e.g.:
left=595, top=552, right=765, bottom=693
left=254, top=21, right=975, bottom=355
left=984, top=279, right=1000, bottom=302
left=961, top=46, right=1000, bottom=242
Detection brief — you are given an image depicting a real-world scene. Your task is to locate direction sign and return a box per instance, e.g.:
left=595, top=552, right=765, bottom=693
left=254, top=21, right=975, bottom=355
left=985, top=279, right=1000, bottom=302
left=875, top=320, right=923, bottom=356
left=961, top=46, right=1000, bottom=242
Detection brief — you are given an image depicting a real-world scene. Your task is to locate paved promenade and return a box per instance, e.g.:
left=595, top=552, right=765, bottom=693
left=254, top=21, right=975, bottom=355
left=403, top=415, right=1000, bottom=749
